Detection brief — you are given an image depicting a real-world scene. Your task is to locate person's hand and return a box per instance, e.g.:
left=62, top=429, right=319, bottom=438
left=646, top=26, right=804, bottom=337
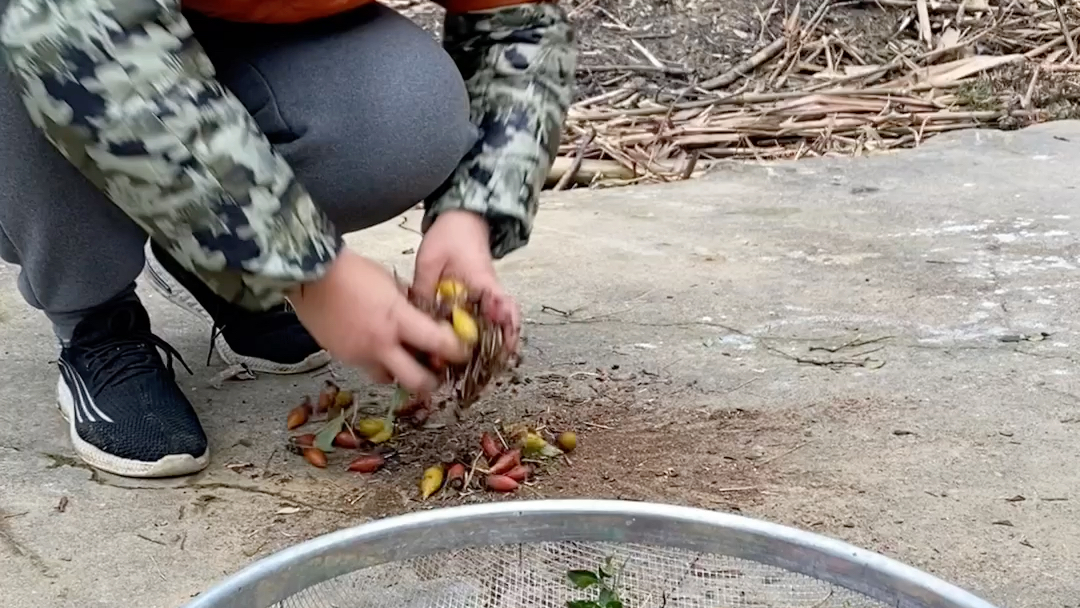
left=287, top=249, right=471, bottom=395
left=413, top=210, right=521, bottom=354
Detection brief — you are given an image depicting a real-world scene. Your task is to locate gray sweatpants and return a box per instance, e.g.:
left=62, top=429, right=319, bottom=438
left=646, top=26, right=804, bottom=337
left=0, top=4, right=477, bottom=338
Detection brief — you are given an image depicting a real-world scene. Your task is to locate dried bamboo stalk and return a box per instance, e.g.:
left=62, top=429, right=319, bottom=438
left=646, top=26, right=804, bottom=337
left=866, top=0, right=1034, bottom=15
left=1052, top=0, right=1079, bottom=60
left=552, top=0, right=1073, bottom=188
left=701, top=37, right=789, bottom=90
left=545, top=157, right=636, bottom=188
left=916, top=0, right=933, bottom=47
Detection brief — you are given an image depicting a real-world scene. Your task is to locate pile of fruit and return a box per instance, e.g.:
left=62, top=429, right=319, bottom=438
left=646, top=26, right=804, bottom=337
left=284, top=379, right=578, bottom=499
left=284, top=380, right=394, bottom=472
left=442, top=426, right=578, bottom=496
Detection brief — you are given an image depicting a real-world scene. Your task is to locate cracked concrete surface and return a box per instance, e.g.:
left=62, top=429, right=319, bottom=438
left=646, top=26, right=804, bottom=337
left=3, top=121, right=1080, bottom=607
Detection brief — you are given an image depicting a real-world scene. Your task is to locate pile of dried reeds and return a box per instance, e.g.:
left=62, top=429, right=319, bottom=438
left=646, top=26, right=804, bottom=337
left=549, top=0, right=1080, bottom=189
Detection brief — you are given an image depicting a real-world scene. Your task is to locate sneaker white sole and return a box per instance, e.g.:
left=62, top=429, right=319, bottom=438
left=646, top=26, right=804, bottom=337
left=142, top=244, right=331, bottom=375
left=56, top=376, right=209, bottom=478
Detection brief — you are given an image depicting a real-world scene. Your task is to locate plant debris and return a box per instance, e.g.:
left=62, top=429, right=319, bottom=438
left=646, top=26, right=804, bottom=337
left=566, top=556, right=626, bottom=608
left=209, top=363, right=256, bottom=389
left=550, top=0, right=1080, bottom=185
left=385, top=0, right=1079, bottom=187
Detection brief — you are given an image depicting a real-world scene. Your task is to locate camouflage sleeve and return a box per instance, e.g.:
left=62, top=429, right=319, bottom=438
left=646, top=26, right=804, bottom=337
left=424, top=2, right=576, bottom=259
left=0, top=0, right=341, bottom=311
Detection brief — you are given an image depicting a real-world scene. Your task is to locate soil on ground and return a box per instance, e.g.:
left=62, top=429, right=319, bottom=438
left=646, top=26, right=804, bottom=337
left=64, top=366, right=817, bottom=563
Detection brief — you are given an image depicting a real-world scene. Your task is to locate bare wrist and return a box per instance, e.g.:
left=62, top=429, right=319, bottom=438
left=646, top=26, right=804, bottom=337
left=287, top=249, right=352, bottom=302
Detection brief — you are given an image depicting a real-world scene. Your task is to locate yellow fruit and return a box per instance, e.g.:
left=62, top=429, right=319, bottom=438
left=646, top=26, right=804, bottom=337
left=522, top=431, right=565, bottom=458
left=557, top=432, right=577, bottom=452
left=437, top=279, right=467, bottom=302
left=368, top=426, right=394, bottom=444
left=451, top=306, right=479, bottom=345
left=356, top=418, right=385, bottom=438
left=334, top=390, right=354, bottom=408
left=523, top=432, right=548, bottom=453
left=420, top=464, right=445, bottom=499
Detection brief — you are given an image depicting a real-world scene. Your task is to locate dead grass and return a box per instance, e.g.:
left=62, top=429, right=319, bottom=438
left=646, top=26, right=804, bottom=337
left=556, top=0, right=1080, bottom=185
left=389, top=0, right=1080, bottom=187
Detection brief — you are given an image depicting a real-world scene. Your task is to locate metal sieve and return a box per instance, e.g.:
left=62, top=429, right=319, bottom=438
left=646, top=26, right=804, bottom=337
left=182, top=499, right=1000, bottom=608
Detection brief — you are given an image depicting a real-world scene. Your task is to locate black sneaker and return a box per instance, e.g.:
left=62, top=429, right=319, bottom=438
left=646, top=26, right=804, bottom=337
left=143, top=241, right=331, bottom=374
left=57, top=300, right=209, bottom=478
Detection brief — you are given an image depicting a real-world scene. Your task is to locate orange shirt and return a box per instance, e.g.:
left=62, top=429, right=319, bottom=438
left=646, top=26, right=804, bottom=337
left=182, top=0, right=538, bottom=24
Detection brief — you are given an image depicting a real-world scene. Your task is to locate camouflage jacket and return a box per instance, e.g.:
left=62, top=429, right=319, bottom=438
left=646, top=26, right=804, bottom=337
left=0, top=0, right=576, bottom=311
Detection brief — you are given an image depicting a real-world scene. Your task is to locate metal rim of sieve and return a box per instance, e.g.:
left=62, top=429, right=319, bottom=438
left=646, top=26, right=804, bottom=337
left=182, top=498, right=1000, bottom=608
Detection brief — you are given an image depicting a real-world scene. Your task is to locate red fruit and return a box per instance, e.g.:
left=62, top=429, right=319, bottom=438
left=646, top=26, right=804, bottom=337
left=504, top=464, right=532, bottom=482
left=316, top=380, right=339, bottom=413
left=333, top=430, right=361, bottom=449
left=486, top=475, right=519, bottom=493
left=488, top=449, right=521, bottom=476
left=286, top=408, right=307, bottom=430
left=447, top=463, right=466, bottom=489
left=480, top=432, right=501, bottom=461
left=286, top=397, right=313, bottom=430
left=303, top=447, right=327, bottom=468
left=347, top=453, right=385, bottom=473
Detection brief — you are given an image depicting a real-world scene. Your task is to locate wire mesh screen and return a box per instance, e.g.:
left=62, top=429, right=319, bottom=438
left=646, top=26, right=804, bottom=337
left=272, top=541, right=887, bottom=608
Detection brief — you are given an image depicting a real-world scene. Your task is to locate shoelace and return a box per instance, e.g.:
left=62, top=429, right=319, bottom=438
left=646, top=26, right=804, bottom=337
left=84, top=331, right=194, bottom=389
left=208, top=320, right=225, bottom=367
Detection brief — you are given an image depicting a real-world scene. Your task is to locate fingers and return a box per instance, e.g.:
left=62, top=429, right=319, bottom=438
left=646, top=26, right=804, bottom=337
left=396, top=302, right=472, bottom=364
left=381, top=346, right=441, bottom=395
left=481, top=288, right=522, bottom=354
left=367, top=366, right=393, bottom=385
left=411, top=260, right=440, bottom=302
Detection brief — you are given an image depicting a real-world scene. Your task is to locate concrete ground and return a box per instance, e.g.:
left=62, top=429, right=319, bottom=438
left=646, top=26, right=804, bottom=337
left=3, top=121, right=1080, bottom=608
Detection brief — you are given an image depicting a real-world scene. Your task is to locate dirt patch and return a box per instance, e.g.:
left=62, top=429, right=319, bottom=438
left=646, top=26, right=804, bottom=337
left=270, top=373, right=803, bottom=515
left=164, top=370, right=814, bottom=560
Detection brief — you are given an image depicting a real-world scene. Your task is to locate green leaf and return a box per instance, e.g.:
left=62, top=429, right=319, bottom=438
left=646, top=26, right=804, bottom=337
left=567, top=602, right=600, bottom=608
left=605, top=601, right=623, bottom=608
left=392, top=385, right=410, bottom=409
left=539, top=442, right=565, bottom=458
left=314, top=410, right=345, bottom=453
left=567, top=570, right=600, bottom=589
